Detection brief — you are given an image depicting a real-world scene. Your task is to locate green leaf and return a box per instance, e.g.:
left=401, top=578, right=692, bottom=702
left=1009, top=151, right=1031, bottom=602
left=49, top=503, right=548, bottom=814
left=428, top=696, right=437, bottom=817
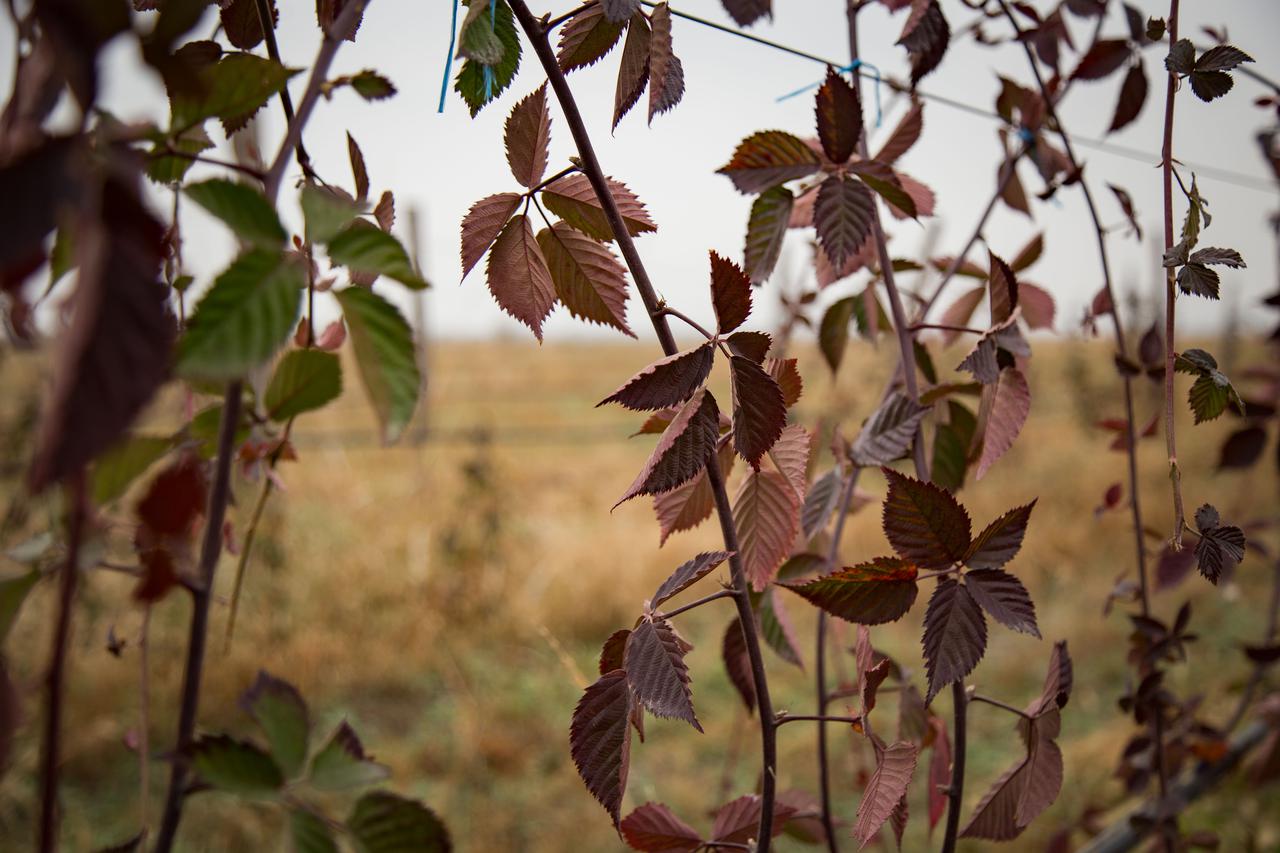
left=348, top=70, right=397, bottom=101
left=335, top=288, right=420, bottom=443
left=186, top=179, right=287, bottom=249
left=172, top=53, right=299, bottom=134
left=347, top=791, right=452, bottom=853
left=819, top=296, right=855, bottom=373
left=240, top=672, right=311, bottom=779
left=90, top=435, right=174, bottom=505
left=309, top=722, right=390, bottom=791
left=264, top=350, right=343, bottom=421
left=1188, top=372, right=1242, bottom=424
left=191, top=735, right=284, bottom=796
left=146, top=125, right=213, bottom=185
left=177, top=250, right=305, bottom=379
left=328, top=223, right=426, bottom=289
left=0, top=569, right=40, bottom=643
left=454, top=0, right=521, bottom=117
left=457, top=0, right=505, bottom=64
left=1174, top=348, right=1217, bottom=375
left=301, top=184, right=363, bottom=244
left=290, top=809, right=339, bottom=853
left=49, top=223, right=77, bottom=287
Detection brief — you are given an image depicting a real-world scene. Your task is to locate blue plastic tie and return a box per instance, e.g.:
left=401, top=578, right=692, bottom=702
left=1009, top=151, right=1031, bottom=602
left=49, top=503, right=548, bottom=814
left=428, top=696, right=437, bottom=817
left=437, top=0, right=460, bottom=113
left=1015, top=126, right=1036, bottom=145
left=776, top=60, right=883, bottom=128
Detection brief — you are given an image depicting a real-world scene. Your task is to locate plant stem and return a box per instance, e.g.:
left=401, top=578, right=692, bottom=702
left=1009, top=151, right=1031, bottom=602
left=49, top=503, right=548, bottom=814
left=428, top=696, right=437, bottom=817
left=815, top=467, right=862, bottom=853
left=254, top=0, right=315, bottom=181
left=153, top=384, right=243, bottom=851
left=969, top=693, right=1031, bottom=720
left=777, top=714, right=860, bottom=727
left=660, top=305, right=716, bottom=341
left=658, top=588, right=734, bottom=620
left=507, top=2, right=779, bottom=845
left=940, top=681, right=967, bottom=853
left=38, top=472, right=86, bottom=853
left=1162, top=0, right=1185, bottom=549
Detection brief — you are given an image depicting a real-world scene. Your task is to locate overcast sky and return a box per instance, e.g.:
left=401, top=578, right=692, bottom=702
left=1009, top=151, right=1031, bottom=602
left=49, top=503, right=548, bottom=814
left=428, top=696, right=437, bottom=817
left=6, top=0, right=1278, bottom=341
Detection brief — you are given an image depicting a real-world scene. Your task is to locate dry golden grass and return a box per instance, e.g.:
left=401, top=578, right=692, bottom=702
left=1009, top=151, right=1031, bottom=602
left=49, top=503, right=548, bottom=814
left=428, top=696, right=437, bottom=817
left=0, top=335, right=1276, bottom=851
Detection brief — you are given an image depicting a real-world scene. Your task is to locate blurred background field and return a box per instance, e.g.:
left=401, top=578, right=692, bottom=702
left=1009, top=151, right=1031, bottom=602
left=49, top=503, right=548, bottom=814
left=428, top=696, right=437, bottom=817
left=0, top=332, right=1277, bottom=851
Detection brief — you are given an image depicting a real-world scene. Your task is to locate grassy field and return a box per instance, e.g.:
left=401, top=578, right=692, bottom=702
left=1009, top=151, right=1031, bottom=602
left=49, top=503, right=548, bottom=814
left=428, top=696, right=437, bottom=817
left=0, top=334, right=1277, bottom=851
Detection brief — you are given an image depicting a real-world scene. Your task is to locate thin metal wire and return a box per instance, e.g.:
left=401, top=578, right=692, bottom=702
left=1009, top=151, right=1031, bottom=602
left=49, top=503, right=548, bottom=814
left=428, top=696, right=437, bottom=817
left=639, top=1, right=1274, bottom=193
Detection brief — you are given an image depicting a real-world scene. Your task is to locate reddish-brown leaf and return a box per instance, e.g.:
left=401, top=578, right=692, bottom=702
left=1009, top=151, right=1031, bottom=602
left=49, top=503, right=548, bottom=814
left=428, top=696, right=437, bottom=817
left=881, top=468, right=972, bottom=570
left=1017, top=283, right=1055, bottom=329
left=730, top=355, right=786, bottom=469
left=647, top=3, right=684, bottom=123
left=720, top=0, right=771, bottom=26
left=922, top=578, right=987, bottom=702
left=722, top=616, right=756, bottom=712
left=959, top=756, right=1027, bottom=841
left=814, top=174, right=875, bottom=270
left=975, top=368, right=1030, bottom=480
left=541, top=173, right=656, bottom=241
left=710, top=251, right=752, bottom=333
left=725, top=331, right=771, bottom=363
left=851, top=392, right=930, bottom=467
left=653, top=441, right=735, bottom=544
left=938, top=286, right=986, bottom=345
left=965, top=501, right=1035, bottom=570
left=621, top=802, right=703, bottom=852
left=373, top=190, right=395, bottom=233
left=486, top=214, right=556, bottom=340
left=136, top=453, right=207, bottom=537
left=29, top=175, right=173, bottom=492
left=556, top=3, right=626, bottom=72
left=613, top=12, right=650, bottom=130
left=854, top=742, right=918, bottom=848
left=987, top=251, right=1017, bottom=324
left=624, top=616, right=701, bottom=730
left=770, top=424, right=812, bottom=499
left=710, top=795, right=796, bottom=845
left=897, top=0, right=950, bottom=86
left=1109, top=61, right=1148, bottom=133
left=733, top=468, right=800, bottom=590
left=874, top=100, right=924, bottom=165
left=570, top=670, right=633, bottom=827
left=601, top=0, right=641, bottom=22
left=783, top=558, right=919, bottom=625
left=652, top=550, right=731, bottom=608
left=537, top=222, right=634, bottom=337
left=815, top=66, right=861, bottom=164
left=616, top=389, right=720, bottom=506
left=1015, top=709, right=1063, bottom=827
left=599, top=629, right=631, bottom=675
left=346, top=131, right=369, bottom=202
left=717, top=130, right=821, bottom=194
left=460, top=192, right=522, bottom=280
left=766, top=357, right=803, bottom=408
left=964, top=570, right=1040, bottom=638
left=504, top=85, right=551, bottom=189
left=1070, top=38, right=1131, bottom=80
left=599, top=342, right=715, bottom=411
left=1028, top=640, right=1073, bottom=716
